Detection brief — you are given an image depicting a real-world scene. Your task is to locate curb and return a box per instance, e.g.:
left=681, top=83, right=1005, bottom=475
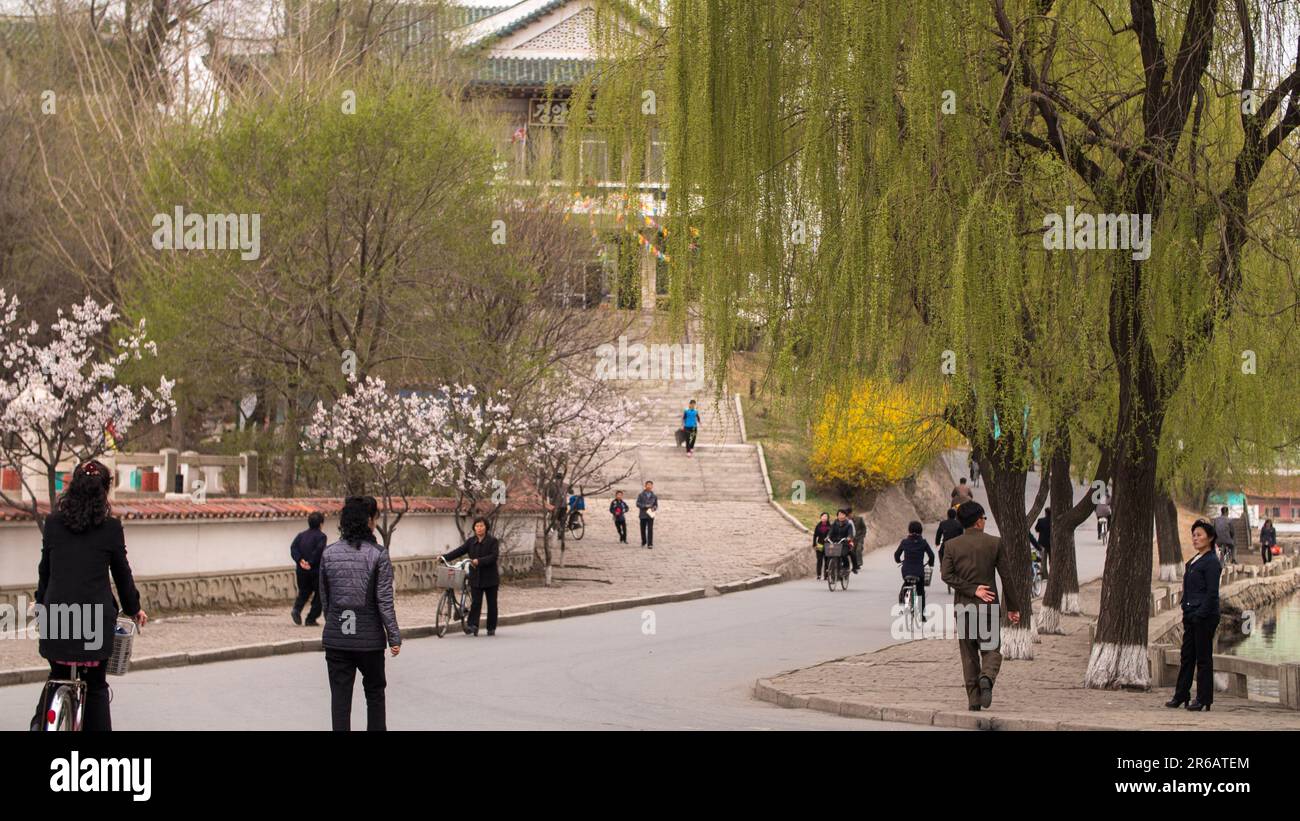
left=753, top=677, right=1085, bottom=731
left=0, top=576, right=784, bottom=687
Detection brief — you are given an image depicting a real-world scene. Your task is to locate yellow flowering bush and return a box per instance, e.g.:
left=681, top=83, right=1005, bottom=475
left=810, top=382, right=960, bottom=491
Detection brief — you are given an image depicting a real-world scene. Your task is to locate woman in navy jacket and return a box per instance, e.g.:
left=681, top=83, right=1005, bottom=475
left=1166, top=520, right=1221, bottom=711
left=894, top=521, right=936, bottom=621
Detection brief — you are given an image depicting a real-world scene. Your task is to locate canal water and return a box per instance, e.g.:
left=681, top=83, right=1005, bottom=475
left=1217, top=590, right=1300, bottom=700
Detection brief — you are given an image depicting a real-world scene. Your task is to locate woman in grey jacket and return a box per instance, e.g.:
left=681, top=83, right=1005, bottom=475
left=319, top=495, right=401, bottom=731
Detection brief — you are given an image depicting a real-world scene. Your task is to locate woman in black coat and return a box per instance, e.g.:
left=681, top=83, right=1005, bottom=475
left=1166, top=520, right=1222, bottom=711
left=442, top=516, right=500, bottom=636
left=1260, top=519, right=1277, bottom=564
left=34, top=460, right=147, bottom=731
left=812, top=512, right=831, bottom=580
left=894, top=521, right=936, bottom=621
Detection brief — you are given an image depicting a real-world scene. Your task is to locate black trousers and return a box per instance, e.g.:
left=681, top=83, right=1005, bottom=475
left=325, top=648, right=387, bottom=731
left=37, top=661, right=111, bottom=731
left=640, top=518, right=654, bottom=546
left=1173, top=614, right=1219, bottom=706
left=614, top=518, right=627, bottom=542
left=1262, top=545, right=1273, bottom=564
left=685, top=427, right=698, bottom=451
left=293, top=569, right=322, bottom=622
left=815, top=549, right=825, bottom=577
left=469, top=585, right=499, bottom=633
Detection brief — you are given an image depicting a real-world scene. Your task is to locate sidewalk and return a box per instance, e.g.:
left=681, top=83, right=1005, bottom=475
left=0, top=499, right=809, bottom=681
left=755, top=572, right=1300, bottom=730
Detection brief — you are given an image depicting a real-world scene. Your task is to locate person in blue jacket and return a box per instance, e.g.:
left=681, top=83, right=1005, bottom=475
left=682, top=399, right=701, bottom=456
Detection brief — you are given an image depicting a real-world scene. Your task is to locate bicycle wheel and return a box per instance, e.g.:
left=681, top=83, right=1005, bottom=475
left=45, top=685, right=76, bottom=732
left=840, top=564, right=849, bottom=590
left=435, top=590, right=453, bottom=638
left=570, top=516, right=585, bottom=541
left=1032, top=572, right=1045, bottom=598
left=826, top=563, right=836, bottom=591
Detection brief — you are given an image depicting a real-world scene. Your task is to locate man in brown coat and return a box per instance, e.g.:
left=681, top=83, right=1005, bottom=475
left=940, top=501, right=1023, bottom=711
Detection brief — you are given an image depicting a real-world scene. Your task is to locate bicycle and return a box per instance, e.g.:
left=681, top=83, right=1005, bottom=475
left=1098, top=517, right=1110, bottom=546
left=434, top=556, right=473, bottom=638
left=900, top=575, right=924, bottom=631
left=1030, top=547, right=1045, bottom=598
left=824, top=539, right=850, bottom=591
left=549, top=510, right=585, bottom=541
left=37, top=664, right=87, bottom=731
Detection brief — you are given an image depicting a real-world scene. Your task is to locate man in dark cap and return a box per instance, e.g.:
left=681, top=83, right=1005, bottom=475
left=940, top=501, right=1024, bottom=711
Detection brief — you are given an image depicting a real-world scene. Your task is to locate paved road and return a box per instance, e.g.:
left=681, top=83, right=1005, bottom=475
left=1, top=470, right=1108, bottom=730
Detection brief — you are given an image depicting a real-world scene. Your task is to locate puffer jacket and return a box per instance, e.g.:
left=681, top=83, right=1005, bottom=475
left=319, top=539, right=401, bottom=651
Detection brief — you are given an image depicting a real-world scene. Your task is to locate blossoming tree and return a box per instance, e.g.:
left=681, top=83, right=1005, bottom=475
left=0, top=291, right=175, bottom=531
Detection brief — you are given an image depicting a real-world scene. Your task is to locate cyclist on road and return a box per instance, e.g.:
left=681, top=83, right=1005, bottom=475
left=828, top=509, right=855, bottom=576
left=1029, top=508, right=1051, bottom=578
left=566, top=486, right=585, bottom=529
left=951, top=477, right=974, bottom=506
left=1095, top=496, right=1112, bottom=541
left=934, top=507, right=963, bottom=564
left=894, top=521, right=935, bottom=622
left=32, top=460, right=147, bottom=732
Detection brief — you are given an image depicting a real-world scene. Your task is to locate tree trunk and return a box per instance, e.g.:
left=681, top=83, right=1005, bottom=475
left=1040, top=442, right=1081, bottom=634
left=278, top=393, right=299, bottom=498
left=982, top=442, right=1035, bottom=660
left=1084, top=337, right=1162, bottom=689
left=1155, top=487, right=1183, bottom=581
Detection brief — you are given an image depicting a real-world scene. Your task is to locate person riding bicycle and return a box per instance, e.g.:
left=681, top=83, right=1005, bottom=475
left=1095, top=497, right=1112, bottom=541
left=894, top=521, right=935, bottom=622
left=566, top=487, right=585, bottom=528
left=32, top=460, right=147, bottom=731
left=1029, top=508, right=1050, bottom=578
left=827, top=509, right=855, bottom=575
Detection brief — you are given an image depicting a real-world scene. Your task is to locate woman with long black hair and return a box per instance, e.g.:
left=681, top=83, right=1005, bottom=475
left=33, top=460, right=146, bottom=731
left=1166, top=519, right=1221, bottom=712
left=318, top=495, right=402, bottom=731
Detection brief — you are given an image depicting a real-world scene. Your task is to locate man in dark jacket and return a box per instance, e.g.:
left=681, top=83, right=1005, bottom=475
left=319, top=497, right=401, bottom=732
left=934, top=507, right=963, bottom=563
left=636, top=481, right=658, bottom=548
left=290, top=511, right=327, bottom=626
left=940, top=502, right=1023, bottom=711
left=847, top=508, right=866, bottom=573
left=894, top=521, right=936, bottom=620
left=442, top=517, right=500, bottom=636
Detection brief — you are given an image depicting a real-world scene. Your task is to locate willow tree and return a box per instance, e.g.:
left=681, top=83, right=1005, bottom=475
left=582, top=0, right=1300, bottom=686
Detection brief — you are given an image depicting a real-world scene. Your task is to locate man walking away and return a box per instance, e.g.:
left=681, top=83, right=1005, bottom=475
left=683, top=399, right=701, bottom=457
left=610, top=490, right=630, bottom=544
left=637, top=480, right=658, bottom=548
left=934, top=507, right=964, bottom=564
left=290, top=511, right=327, bottom=626
left=969, top=455, right=980, bottom=488
left=951, top=477, right=974, bottom=506
left=940, top=502, right=1022, bottom=711
left=1212, top=506, right=1236, bottom=565
left=847, top=507, right=866, bottom=573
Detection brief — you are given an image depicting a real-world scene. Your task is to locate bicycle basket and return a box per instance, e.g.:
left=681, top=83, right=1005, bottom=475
left=823, top=541, right=845, bottom=558
left=434, top=564, right=467, bottom=589
left=106, top=617, right=136, bottom=677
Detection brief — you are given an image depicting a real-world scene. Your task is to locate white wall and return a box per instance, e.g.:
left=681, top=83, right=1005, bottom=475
left=0, top=512, right=537, bottom=589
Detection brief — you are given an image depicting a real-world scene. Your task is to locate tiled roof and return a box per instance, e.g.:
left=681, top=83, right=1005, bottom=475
left=476, top=55, right=594, bottom=86
left=0, top=495, right=544, bottom=523
left=478, top=0, right=570, bottom=42
left=1243, top=477, right=1300, bottom=498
